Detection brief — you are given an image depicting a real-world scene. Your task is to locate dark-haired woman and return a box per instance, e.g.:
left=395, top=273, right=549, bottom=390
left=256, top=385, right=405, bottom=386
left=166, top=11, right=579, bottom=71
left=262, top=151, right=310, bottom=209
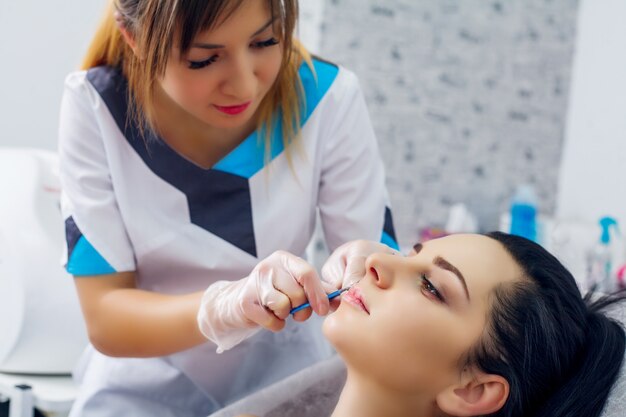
left=241, top=233, right=625, bottom=417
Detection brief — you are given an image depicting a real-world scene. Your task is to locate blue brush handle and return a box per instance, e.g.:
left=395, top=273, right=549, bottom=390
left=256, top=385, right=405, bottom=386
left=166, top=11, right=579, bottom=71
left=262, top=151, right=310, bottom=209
left=290, top=288, right=348, bottom=315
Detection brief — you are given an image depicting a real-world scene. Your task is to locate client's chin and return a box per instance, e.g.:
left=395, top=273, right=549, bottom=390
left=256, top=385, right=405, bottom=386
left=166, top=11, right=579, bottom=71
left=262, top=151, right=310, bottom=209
left=322, top=302, right=370, bottom=372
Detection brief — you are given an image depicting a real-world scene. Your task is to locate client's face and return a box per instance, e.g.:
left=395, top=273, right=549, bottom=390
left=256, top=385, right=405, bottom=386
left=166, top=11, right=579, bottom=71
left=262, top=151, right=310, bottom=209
left=323, top=234, right=521, bottom=396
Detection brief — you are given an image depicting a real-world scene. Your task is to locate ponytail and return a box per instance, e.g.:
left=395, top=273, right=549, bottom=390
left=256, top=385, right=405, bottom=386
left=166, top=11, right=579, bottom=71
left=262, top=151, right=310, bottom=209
left=535, top=293, right=625, bottom=416
left=81, top=0, right=127, bottom=70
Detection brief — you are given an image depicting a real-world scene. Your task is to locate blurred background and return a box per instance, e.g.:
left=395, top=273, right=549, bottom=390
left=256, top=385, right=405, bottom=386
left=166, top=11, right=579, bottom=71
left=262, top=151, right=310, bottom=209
left=1, top=0, right=625, bottom=266
left=0, top=1, right=625, bottom=414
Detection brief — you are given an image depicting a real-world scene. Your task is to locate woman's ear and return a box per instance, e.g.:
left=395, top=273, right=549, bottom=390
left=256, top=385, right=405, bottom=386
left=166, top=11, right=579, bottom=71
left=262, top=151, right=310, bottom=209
left=435, top=371, right=509, bottom=416
left=115, top=11, right=137, bottom=52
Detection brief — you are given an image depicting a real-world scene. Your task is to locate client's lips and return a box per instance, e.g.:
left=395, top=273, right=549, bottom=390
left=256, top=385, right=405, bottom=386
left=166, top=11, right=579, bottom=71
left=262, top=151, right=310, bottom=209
left=343, top=287, right=370, bottom=315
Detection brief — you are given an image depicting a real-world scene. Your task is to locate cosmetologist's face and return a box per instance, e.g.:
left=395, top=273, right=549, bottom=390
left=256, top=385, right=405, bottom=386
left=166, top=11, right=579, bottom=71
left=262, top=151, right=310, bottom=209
left=160, top=0, right=283, bottom=130
left=323, top=234, right=521, bottom=396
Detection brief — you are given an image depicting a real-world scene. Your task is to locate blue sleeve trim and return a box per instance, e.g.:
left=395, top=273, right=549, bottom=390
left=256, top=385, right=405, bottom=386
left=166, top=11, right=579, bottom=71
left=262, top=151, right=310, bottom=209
left=67, top=235, right=116, bottom=276
left=66, top=216, right=116, bottom=275
left=65, top=218, right=117, bottom=276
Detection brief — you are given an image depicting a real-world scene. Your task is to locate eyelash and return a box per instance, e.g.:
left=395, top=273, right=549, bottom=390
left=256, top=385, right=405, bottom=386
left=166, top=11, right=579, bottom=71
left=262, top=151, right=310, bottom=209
left=187, top=37, right=280, bottom=70
left=252, top=37, right=280, bottom=49
left=420, top=274, right=446, bottom=303
left=188, top=55, right=218, bottom=70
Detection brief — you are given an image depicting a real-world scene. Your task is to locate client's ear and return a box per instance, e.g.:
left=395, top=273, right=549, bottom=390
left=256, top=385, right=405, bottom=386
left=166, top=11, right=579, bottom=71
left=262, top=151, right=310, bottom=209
left=436, top=370, right=509, bottom=416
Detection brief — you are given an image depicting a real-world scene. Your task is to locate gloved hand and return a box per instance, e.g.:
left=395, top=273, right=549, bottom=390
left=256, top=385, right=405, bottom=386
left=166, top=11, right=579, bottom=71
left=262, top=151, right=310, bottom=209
left=321, top=240, right=400, bottom=309
left=197, top=251, right=332, bottom=353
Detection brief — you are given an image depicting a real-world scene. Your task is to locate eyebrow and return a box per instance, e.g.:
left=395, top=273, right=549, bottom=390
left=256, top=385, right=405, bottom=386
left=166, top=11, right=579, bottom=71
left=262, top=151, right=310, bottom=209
left=413, top=243, right=423, bottom=254
left=192, top=18, right=276, bottom=50
left=433, top=256, right=470, bottom=301
left=413, top=243, right=471, bottom=301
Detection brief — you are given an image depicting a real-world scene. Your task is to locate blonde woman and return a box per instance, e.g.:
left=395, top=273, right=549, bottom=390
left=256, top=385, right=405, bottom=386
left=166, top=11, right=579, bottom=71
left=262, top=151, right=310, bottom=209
left=58, top=0, right=397, bottom=415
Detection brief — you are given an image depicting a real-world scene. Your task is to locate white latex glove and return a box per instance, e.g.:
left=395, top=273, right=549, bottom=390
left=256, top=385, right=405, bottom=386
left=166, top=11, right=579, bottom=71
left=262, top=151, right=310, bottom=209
left=197, top=251, right=333, bottom=353
left=321, top=240, right=401, bottom=307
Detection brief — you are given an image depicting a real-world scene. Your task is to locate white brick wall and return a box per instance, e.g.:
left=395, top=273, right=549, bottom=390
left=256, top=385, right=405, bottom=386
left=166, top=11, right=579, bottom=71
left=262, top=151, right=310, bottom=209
left=318, top=0, right=579, bottom=248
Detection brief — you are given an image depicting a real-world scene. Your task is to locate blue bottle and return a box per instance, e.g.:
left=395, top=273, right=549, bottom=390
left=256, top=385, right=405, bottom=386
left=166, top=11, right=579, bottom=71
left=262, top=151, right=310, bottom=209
left=510, top=185, right=538, bottom=242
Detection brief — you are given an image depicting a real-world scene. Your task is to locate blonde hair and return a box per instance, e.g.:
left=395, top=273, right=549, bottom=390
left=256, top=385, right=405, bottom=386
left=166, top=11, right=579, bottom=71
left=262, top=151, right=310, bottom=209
left=82, top=0, right=311, bottom=165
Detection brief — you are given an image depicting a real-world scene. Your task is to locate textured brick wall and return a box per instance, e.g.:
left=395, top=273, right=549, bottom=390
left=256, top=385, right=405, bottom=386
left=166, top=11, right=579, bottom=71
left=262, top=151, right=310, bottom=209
left=317, top=0, right=579, bottom=249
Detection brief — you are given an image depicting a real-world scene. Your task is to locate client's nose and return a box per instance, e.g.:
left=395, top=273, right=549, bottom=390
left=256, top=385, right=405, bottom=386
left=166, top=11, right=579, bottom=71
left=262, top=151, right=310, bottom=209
left=364, top=253, right=397, bottom=289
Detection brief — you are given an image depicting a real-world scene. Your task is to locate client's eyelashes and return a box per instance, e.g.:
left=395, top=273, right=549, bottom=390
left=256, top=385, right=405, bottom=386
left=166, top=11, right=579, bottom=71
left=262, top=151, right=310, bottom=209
left=420, top=274, right=445, bottom=303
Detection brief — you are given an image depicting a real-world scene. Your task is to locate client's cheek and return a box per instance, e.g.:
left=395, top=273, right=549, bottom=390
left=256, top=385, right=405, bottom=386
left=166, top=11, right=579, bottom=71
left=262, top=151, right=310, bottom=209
left=321, top=310, right=353, bottom=351
left=322, top=314, right=383, bottom=373
left=321, top=315, right=337, bottom=340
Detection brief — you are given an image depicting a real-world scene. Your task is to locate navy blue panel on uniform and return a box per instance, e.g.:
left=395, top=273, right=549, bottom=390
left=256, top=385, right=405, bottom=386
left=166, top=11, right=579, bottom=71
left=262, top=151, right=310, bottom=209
left=384, top=207, right=397, bottom=242
left=187, top=170, right=255, bottom=256
left=381, top=207, right=399, bottom=250
left=65, top=216, right=82, bottom=257
left=87, top=67, right=257, bottom=257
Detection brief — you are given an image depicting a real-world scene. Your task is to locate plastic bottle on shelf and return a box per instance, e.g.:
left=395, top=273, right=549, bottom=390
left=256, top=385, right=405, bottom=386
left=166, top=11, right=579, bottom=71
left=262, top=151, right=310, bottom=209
left=510, top=184, right=538, bottom=243
left=585, top=216, right=619, bottom=293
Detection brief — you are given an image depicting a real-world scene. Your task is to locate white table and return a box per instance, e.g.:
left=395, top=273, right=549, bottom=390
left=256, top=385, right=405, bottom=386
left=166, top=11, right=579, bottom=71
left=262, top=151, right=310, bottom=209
left=0, top=373, right=77, bottom=417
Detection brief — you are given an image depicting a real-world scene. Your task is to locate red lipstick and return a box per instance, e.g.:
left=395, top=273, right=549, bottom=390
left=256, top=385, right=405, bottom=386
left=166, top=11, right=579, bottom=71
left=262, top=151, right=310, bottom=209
left=213, top=101, right=251, bottom=115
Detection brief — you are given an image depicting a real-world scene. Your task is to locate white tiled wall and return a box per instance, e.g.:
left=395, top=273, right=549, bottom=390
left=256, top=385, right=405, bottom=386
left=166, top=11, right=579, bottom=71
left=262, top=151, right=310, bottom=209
left=318, top=0, right=581, bottom=248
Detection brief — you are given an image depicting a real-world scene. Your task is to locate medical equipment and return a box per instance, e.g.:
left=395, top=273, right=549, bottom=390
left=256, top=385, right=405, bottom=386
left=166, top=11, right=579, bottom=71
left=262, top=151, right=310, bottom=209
left=290, top=287, right=350, bottom=315
left=0, top=148, right=88, bottom=374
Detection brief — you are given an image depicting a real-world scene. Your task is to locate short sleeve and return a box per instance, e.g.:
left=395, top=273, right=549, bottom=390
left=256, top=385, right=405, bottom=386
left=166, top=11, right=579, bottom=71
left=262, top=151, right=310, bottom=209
left=317, top=69, right=399, bottom=252
left=58, top=72, right=136, bottom=275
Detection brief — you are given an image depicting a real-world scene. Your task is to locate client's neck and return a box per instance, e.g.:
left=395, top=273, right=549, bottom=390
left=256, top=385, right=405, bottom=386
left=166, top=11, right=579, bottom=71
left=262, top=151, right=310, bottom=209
left=331, top=369, right=436, bottom=417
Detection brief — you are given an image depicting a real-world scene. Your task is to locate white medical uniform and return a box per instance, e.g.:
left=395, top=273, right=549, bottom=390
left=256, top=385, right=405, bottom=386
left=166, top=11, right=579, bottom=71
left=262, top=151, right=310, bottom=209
left=58, top=58, right=398, bottom=416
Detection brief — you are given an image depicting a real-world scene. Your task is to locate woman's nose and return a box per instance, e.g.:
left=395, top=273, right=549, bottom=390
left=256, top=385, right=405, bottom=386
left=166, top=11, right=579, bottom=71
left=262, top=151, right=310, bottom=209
left=222, top=54, right=255, bottom=99
left=364, top=252, right=398, bottom=289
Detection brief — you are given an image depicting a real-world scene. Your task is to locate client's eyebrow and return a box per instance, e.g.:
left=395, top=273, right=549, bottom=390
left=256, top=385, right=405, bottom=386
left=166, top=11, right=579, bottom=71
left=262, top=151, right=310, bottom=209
left=434, top=256, right=470, bottom=301
left=412, top=243, right=470, bottom=301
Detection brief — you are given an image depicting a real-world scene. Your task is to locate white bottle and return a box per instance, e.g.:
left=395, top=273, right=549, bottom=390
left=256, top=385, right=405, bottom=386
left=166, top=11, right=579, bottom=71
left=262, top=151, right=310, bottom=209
left=585, top=217, right=618, bottom=293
